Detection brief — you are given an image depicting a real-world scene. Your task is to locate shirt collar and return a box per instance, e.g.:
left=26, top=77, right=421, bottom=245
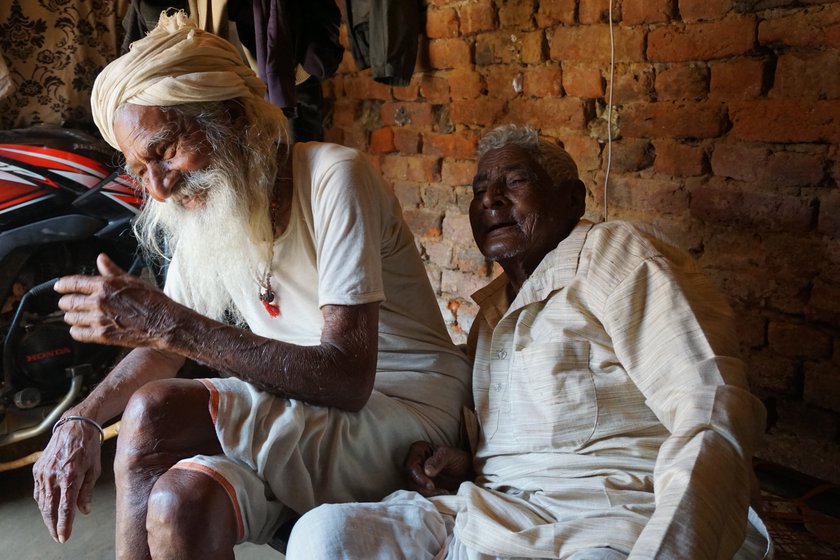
left=471, top=220, right=594, bottom=326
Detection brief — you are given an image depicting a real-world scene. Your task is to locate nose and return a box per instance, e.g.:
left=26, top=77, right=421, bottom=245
left=481, top=181, right=507, bottom=209
left=143, top=161, right=182, bottom=202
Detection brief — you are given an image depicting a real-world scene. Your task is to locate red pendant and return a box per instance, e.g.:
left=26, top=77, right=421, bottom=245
left=261, top=300, right=281, bottom=317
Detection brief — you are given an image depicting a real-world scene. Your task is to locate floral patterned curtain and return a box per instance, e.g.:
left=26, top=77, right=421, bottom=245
left=0, top=0, right=126, bottom=132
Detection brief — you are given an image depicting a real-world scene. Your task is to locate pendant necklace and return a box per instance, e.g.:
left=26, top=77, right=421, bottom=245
left=259, top=167, right=291, bottom=318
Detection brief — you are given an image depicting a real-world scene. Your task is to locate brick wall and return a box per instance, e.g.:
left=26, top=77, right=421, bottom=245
left=322, top=0, right=840, bottom=483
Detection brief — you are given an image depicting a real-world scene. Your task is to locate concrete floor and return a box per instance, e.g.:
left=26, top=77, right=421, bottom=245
left=0, top=439, right=280, bottom=559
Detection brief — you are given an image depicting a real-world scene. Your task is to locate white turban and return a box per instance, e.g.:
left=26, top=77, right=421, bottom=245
left=91, top=11, right=266, bottom=149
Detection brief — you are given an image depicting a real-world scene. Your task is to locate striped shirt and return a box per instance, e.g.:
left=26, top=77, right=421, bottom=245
left=434, top=220, right=770, bottom=559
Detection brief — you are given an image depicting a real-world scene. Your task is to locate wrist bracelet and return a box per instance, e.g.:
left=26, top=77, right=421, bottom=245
left=53, top=415, right=105, bottom=445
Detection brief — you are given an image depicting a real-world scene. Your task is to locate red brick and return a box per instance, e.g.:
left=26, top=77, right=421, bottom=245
left=524, top=64, right=564, bottom=98
left=536, top=0, right=576, bottom=27
left=679, top=0, right=731, bottom=23
left=648, top=17, right=757, bottom=62
left=370, top=127, right=395, bottom=154
left=690, top=182, right=817, bottom=232
left=332, top=99, right=359, bottom=127
left=325, top=74, right=342, bottom=98
left=450, top=97, right=506, bottom=126
left=499, top=0, right=536, bottom=29
left=425, top=131, right=479, bottom=160
left=620, top=101, right=726, bottom=139
left=338, top=49, right=358, bottom=74
left=380, top=101, right=435, bottom=127
left=759, top=4, right=840, bottom=50
left=392, top=75, right=420, bottom=101
left=441, top=211, right=474, bottom=247
left=483, top=65, right=525, bottom=100
left=710, top=142, right=827, bottom=187
left=819, top=191, right=840, bottom=237
left=422, top=184, right=457, bottom=210
left=424, top=240, right=453, bottom=268
left=729, top=100, right=840, bottom=143
left=403, top=208, right=443, bottom=237
left=449, top=68, right=484, bottom=99
left=608, top=63, right=655, bottom=102
left=610, top=139, right=654, bottom=172
left=806, top=278, right=840, bottom=326
left=605, top=176, right=688, bottom=215
left=344, top=75, right=393, bottom=100
left=393, top=128, right=421, bottom=154
left=746, top=351, right=798, bottom=394
left=428, top=39, right=472, bottom=69
left=381, top=154, right=441, bottom=183
left=521, top=30, right=547, bottom=64
left=441, top=269, right=487, bottom=300
left=562, top=63, right=603, bottom=98
left=562, top=134, right=603, bottom=172
left=772, top=51, right=840, bottom=100
left=710, top=58, right=765, bottom=99
left=769, top=322, right=833, bottom=360
left=459, top=0, right=496, bottom=35
left=442, top=159, right=478, bottom=186
left=655, top=63, right=709, bottom=100
left=393, top=182, right=421, bottom=208
left=579, top=0, right=613, bottom=24
left=804, top=361, right=840, bottom=413
left=454, top=245, right=489, bottom=276
left=550, top=25, right=646, bottom=63
left=475, top=30, right=528, bottom=66
left=507, top=97, right=588, bottom=130
left=419, top=75, right=451, bottom=104
left=653, top=140, right=706, bottom=176
left=623, top=0, right=672, bottom=25
left=341, top=126, right=368, bottom=151
left=426, top=7, right=460, bottom=39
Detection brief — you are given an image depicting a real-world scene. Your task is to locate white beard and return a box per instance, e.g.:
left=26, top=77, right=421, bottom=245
left=135, top=152, right=274, bottom=324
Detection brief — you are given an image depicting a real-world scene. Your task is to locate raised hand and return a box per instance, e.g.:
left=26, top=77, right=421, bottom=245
left=55, top=253, right=175, bottom=349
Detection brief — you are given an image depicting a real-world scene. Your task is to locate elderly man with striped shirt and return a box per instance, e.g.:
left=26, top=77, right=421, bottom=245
left=286, top=124, right=772, bottom=560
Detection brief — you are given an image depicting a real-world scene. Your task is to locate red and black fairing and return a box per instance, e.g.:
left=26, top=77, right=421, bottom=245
left=0, top=127, right=146, bottom=429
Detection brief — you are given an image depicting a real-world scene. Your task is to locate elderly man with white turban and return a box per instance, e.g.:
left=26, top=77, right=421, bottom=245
left=32, top=12, right=470, bottom=560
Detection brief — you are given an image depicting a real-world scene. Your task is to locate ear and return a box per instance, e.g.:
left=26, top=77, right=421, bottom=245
left=569, top=179, right=587, bottom=218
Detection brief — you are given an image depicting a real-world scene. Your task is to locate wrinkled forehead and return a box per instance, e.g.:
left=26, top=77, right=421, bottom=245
left=476, top=144, right=538, bottom=174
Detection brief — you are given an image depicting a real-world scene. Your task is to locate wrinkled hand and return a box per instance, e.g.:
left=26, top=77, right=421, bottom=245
left=404, top=441, right=473, bottom=497
left=32, top=420, right=103, bottom=543
left=55, top=253, right=172, bottom=349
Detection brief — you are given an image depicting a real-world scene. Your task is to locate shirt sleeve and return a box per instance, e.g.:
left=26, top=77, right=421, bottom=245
left=602, top=254, right=766, bottom=559
left=310, top=151, right=387, bottom=307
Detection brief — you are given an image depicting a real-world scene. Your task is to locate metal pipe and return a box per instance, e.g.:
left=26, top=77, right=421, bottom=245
left=0, top=371, right=83, bottom=447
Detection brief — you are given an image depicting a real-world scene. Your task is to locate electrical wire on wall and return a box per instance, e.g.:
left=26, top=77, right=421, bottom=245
left=604, top=1, right=616, bottom=222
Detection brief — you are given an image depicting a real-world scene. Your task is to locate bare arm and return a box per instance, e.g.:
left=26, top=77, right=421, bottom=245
left=56, top=253, right=378, bottom=411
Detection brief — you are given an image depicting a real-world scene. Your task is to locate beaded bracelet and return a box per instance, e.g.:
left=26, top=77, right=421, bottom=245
left=53, top=415, right=105, bottom=445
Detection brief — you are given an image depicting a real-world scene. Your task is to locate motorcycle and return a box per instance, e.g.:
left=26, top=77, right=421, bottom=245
left=0, top=125, right=150, bottom=467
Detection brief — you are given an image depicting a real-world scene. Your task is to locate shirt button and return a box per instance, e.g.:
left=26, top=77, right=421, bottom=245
left=492, top=383, right=503, bottom=391
left=497, top=349, right=508, bottom=359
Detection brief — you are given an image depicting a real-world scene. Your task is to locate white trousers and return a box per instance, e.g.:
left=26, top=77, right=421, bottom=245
left=285, top=490, right=629, bottom=560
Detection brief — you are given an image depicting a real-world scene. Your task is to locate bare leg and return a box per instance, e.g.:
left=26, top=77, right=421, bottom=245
left=146, top=468, right=238, bottom=559
left=114, top=378, right=222, bottom=560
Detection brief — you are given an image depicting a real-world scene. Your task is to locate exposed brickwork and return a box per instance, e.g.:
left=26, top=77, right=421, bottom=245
left=322, top=0, right=840, bottom=484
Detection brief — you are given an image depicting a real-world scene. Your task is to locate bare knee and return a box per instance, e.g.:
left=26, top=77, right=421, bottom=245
left=114, top=379, right=218, bottom=474
left=147, top=468, right=237, bottom=559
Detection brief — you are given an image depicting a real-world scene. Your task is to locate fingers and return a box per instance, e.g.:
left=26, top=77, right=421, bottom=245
left=76, top=461, right=100, bottom=516
left=56, top=483, right=79, bottom=543
left=404, top=441, right=436, bottom=493
left=33, top=463, right=61, bottom=542
left=54, top=275, right=99, bottom=296
left=97, top=253, right=125, bottom=277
